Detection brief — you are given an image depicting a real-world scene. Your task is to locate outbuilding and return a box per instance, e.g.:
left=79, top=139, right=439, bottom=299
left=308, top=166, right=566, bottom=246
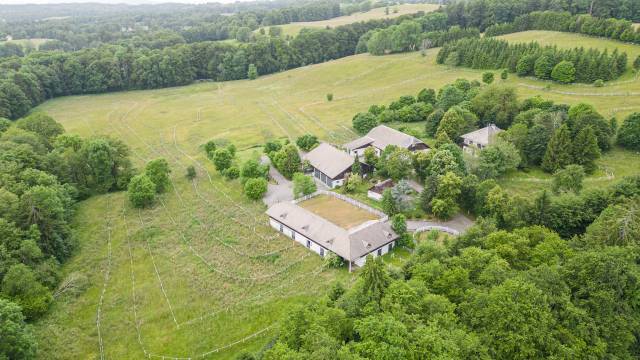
left=345, top=125, right=429, bottom=157
left=305, top=143, right=359, bottom=188
left=266, top=201, right=399, bottom=271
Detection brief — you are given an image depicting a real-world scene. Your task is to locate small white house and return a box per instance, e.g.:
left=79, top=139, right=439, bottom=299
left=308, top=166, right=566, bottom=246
left=266, top=201, right=398, bottom=271
left=460, top=124, right=503, bottom=155
left=345, top=125, right=429, bottom=158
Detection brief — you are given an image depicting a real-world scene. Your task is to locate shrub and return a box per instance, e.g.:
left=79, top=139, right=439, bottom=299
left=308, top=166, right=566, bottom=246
left=247, top=64, right=258, bottom=80
left=212, top=148, right=233, bottom=172
left=186, top=165, right=196, bottom=180
left=501, top=69, right=508, bottom=80
left=292, top=173, right=316, bottom=198
left=204, top=140, right=217, bottom=159
left=482, top=72, right=495, bottom=84
left=352, top=112, right=378, bottom=134
left=324, top=252, right=344, bottom=268
left=145, top=158, right=171, bottom=193
left=223, top=166, right=240, bottom=180
left=551, top=61, right=576, bottom=84
left=128, top=174, right=156, bottom=208
left=295, top=134, right=319, bottom=151
left=241, top=159, right=269, bottom=181
left=0, top=298, right=37, bottom=359
left=552, top=164, right=585, bottom=194
left=326, top=93, right=333, bottom=101
left=617, top=112, right=640, bottom=150
left=244, top=178, right=268, bottom=200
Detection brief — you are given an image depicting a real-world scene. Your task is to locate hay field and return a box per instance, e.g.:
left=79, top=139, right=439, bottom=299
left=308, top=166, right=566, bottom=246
left=258, top=3, right=440, bottom=36
left=32, top=31, right=640, bottom=358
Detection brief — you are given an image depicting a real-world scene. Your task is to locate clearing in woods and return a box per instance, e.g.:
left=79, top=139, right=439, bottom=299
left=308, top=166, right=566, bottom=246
left=298, top=194, right=379, bottom=229
left=34, top=30, right=640, bottom=358
left=257, top=3, right=440, bottom=36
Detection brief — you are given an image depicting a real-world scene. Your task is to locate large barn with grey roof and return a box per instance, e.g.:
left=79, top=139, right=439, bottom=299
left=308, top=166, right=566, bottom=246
left=266, top=200, right=399, bottom=271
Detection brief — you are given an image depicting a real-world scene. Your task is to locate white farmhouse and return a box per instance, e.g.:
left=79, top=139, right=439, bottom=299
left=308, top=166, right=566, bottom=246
left=266, top=201, right=398, bottom=271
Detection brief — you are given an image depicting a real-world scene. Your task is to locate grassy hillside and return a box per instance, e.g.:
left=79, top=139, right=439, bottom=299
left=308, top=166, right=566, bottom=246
left=33, top=31, right=640, bottom=358
left=258, top=3, right=440, bottom=36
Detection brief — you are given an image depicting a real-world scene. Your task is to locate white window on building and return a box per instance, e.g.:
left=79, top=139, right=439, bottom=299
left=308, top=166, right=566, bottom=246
left=292, top=231, right=296, bottom=240
left=319, top=248, right=324, bottom=257
left=306, top=240, right=311, bottom=248
left=377, top=248, right=382, bottom=256
left=279, top=223, right=283, bottom=232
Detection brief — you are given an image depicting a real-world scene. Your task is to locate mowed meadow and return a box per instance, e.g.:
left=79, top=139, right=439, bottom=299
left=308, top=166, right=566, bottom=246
left=257, top=3, right=441, bottom=36
left=34, top=31, right=640, bottom=358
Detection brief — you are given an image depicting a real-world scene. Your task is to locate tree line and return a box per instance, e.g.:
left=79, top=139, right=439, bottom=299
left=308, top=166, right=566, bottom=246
left=0, top=1, right=344, bottom=52
left=0, top=14, right=420, bottom=120
left=0, top=112, right=135, bottom=358
left=437, top=37, right=628, bottom=83
left=485, top=11, right=640, bottom=45
left=360, top=11, right=480, bottom=55
left=444, top=0, right=640, bottom=30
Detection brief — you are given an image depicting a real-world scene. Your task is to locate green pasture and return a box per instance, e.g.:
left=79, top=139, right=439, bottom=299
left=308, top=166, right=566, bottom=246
left=33, top=30, right=640, bottom=358
left=257, top=3, right=440, bottom=36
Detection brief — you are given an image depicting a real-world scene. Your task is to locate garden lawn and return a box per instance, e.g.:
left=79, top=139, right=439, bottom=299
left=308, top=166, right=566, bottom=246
left=299, top=194, right=379, bottom=229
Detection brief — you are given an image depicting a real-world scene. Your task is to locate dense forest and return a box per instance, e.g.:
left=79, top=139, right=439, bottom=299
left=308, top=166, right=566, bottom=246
left=0, top=113, right=135, bottom=357
left=0, top=11, right=433, bottom=120
left=256, top=211, right=640, bottom=359
left=437, top=37, right=628, bottom=83
left=0, top=0, right=343, bottom=50
left=485, top=11, right=640, bottom=44
left=444, top=0, right=640, bottom=29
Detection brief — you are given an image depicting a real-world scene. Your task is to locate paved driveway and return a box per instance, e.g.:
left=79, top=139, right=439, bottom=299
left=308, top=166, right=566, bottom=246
left=262, top=156, right=294, bottom=206
left=407, top=213, right=474, bottom=235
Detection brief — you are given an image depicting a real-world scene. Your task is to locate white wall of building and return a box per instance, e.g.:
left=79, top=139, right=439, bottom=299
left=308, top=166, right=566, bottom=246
left=270, top=218, right=396, bottom=268
left=367, top=190, right=383, bottom=201
left=353, top=241, right=395, bottom=267
left=270, top=218, right=329, bottom=258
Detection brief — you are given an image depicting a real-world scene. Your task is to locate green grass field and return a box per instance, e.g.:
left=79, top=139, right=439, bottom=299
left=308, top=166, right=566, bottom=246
left=1, top=38, right=51, bottom=50
left=257, top=3, right=440, bottom=36
left=33, top=30, right=640, bottom=358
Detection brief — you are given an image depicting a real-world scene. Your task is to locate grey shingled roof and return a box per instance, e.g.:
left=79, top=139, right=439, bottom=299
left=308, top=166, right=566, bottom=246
left=345, top=125, right=425, bottom=151
left=460, top=124, right=503, bottom=147
left=304, top=143, right=354, bottom=179
left=266, top=201, right=398, bottom=261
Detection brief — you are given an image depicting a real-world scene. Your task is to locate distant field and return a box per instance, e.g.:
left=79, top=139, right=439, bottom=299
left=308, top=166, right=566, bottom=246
left=259, top=3, right=440, bottom=36
left=1, top=38, right=51, bottom=49
left=299, top=194, right=379, bottom=229
left=33, top=30, right=640, bottom=358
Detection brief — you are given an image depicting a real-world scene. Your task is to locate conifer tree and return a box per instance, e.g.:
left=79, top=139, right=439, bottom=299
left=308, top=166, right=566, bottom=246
left=571, top=126, right=601, bottom=173
left=542, top=124, right=573, bottom=173
left=352, top=154, right=362, bottom=175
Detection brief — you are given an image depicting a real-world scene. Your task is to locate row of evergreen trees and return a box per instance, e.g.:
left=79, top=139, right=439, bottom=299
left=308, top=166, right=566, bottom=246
left=437, top=37, right=628, bottom=83
left=485, top=11, right=640, bottom=45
